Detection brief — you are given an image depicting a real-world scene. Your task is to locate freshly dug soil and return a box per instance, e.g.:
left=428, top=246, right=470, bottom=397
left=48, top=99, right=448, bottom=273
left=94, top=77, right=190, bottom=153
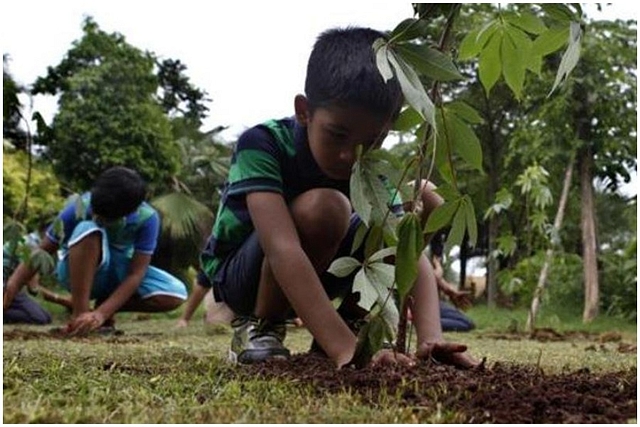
left=246, top=353, right=637, bottom=423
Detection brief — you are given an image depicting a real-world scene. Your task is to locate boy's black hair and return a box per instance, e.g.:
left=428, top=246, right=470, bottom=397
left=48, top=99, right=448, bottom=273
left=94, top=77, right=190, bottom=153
left=305, top=27, right=403, bottom=119
left=90, top=166, right=146, bottom=219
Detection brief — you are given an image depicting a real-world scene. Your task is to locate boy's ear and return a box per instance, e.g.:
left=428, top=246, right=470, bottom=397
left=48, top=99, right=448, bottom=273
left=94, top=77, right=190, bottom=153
left=294, top=94, right=310, bottom=125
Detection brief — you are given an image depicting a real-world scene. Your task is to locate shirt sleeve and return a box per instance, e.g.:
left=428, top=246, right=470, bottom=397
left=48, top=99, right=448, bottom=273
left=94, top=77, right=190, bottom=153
left=225, top=126, right=284, bottom=196
left=134, top=212, right=160, bottom=255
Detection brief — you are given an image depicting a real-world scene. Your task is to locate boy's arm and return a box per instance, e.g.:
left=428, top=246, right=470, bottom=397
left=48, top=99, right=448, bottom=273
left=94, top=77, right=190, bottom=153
left=411, top=254, right=479, bottom=368
left=247, top=191, right=357, bottom=368
left=176, top=282, right=210, bottom=327
left=3, top=236, right=59, bottom=310
left=94, top=252, right=150, bottom=322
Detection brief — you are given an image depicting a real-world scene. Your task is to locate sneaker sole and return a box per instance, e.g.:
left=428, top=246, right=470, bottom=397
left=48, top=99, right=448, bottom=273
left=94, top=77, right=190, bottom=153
left=228, top=348, right=290, bottom=364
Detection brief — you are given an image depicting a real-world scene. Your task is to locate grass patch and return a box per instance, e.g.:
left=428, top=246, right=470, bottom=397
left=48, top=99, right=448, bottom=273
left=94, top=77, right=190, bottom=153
left=3, top=304, right=637, bottom=423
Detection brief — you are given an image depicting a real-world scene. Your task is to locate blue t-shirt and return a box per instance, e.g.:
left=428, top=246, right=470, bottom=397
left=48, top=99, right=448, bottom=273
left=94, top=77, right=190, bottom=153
left=46, top=192, right=160, bottom=256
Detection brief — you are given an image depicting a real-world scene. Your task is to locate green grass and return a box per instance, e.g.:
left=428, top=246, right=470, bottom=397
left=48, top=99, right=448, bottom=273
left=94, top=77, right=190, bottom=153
left=3, top=303, right=637, bottom=423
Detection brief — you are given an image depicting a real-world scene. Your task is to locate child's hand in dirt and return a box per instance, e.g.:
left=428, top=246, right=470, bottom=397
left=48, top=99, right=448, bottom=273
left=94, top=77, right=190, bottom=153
left=370, top=348, right=416, bottom=368
left=175, top=319, right=189, bottom=328
left=416, top=341, right=480, bottom=369
left=67, top=311, right=105, bottom=336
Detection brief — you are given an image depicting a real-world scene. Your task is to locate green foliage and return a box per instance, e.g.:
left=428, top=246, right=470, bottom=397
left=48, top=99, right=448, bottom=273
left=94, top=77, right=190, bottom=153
left=347, top=3, right=586, bottom=357
left=31, top=17, right=211, bottom=193
left=496, top=251, right=584, bottom=314
left=3, top=55, right=27, bottom=149
left=600, top=237, right=637, bottom=320
left=150, top=192, right=214, bottom=282
left=3, top=146, right=65, bottom=229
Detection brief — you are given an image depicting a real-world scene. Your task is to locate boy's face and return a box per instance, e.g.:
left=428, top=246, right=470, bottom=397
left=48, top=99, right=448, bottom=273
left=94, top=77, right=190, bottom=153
left=294, top=95, right=392, bottom=180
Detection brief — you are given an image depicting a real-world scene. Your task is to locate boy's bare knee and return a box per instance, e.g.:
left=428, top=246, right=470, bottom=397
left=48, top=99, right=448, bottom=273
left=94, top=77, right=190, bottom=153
left=290, top=188, right=351, bottom=240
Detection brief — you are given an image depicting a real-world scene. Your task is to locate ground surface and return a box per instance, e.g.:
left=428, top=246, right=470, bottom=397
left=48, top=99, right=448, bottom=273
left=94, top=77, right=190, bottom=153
left=248, top=354, right=635, bottom=424
left=4, top=326, right=637, bottom=423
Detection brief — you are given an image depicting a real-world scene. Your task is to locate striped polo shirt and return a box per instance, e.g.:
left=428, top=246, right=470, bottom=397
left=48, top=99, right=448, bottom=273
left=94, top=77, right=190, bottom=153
left=200, top=117, right=401, bottom=281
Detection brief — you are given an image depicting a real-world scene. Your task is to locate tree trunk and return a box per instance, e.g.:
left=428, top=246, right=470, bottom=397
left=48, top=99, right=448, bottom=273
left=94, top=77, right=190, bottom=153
left=580, top=148, right=599, bottom=322
left=526, top=158, right=574, bottom=332
left=486, top=217, right=499, bottom=307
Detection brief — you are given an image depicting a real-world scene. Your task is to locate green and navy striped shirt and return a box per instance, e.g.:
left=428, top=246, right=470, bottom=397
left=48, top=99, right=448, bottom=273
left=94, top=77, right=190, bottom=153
left=200, top=117, right=401, bottom=281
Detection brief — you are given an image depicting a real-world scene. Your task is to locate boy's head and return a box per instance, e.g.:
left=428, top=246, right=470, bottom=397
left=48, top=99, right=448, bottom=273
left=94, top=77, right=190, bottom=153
left=303, top=26, right=402, bottom=118
left=90, top=166, right=146, bottom=220
left=295, top=26, right=403, bottom=180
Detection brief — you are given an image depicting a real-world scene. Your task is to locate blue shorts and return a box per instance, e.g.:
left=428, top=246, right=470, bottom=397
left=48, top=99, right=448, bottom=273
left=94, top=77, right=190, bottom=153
left=56, top=220, right=187, bottom=302
left=212, top=214, right=363, bottom=316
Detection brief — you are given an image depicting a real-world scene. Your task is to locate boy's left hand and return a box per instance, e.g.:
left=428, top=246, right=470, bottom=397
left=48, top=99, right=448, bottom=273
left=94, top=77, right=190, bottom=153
left=67, top=311, right=105, bottom=336
left=415, top=341, right=480, bottom=369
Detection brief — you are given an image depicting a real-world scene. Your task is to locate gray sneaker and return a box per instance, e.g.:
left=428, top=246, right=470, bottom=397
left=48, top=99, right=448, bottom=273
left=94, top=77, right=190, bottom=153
left=229, top=317, right=290, bottom=364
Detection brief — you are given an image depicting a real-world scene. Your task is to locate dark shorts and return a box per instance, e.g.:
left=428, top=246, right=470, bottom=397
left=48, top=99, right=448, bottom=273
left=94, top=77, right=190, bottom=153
left=212, top=214, right=363, bottom=316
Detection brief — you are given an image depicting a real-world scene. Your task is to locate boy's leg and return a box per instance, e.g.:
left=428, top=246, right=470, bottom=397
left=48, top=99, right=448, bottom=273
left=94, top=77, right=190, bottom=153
left=3, top=291, right=52, bottom=325
left=220, top=188, right=351, bottom=363
left=114, top=264, right=187, bottom=313
left=254, top=188, right=352, bottom=320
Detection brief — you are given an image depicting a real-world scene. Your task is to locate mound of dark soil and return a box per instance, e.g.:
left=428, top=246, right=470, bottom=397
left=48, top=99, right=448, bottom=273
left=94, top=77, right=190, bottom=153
left=246, top=353, right=637, bottom=423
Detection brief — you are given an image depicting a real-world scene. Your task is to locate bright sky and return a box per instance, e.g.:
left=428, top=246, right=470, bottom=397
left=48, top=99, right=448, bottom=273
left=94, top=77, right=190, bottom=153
left=2, top=2, right=636, bottom=194
left=2, top=1, right=414, bottom=138
left=2, top=2, right=635, bottom=134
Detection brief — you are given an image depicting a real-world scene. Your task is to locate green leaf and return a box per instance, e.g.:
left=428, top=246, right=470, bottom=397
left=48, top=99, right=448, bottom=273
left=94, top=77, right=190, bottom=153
left=350, top=161, right=372, bottom=226
left=503, top=11, right=547, bottom=35
left=353, top=268, right=377, bottom=311
left=387, top=50, right=436, bottom=129
left=327, top=256, right=362, bottom=278
left=353, top=313, right=395, bottom=368
left=445, top=206, right=466, bottom=254
left=424, top=198, right=461, bottom=233
left=540, top=4, right=576, bottom=22
left=445, top=101, right=484, bottom=124
left=395, top=43, right=463, bottom=81
left=368, top=247, right=397, bottom=263
left=350, top=221, right=369, bottom=255
left=367, top=262, right=396, bottom=293
left=501, top=27, right=527, bottom=100
left=392, top=106, right=422, bottom=131
left=446, top=114, right=484, bottom=172
left=532, top=26, right=569, bottom=57
left=549, top=22, right=582, bottom=96
left=395, top=213, right=423, bottom=301
left=478, top=30, right=503, bottom=96
left=433, top=113, right=455, bottom=184
left=3, top=221, right=26, bottom=244
left=458, top=21, right=498, bottom=60
left=373, top=38, right=394, bottom=83
left=363, top=225, right=384, bottom=260
left=390, top=18, right=429, bottom=42
left=28, top=248, right=56, bottom=275
left=434, top=183, right=460, bottom=201
left=463, top=196, right=478, bottom=247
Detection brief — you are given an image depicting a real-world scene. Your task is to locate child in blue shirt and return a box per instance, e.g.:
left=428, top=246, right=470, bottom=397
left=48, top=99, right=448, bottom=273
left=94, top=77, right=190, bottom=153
left=4, top=166, right=187, bottom=335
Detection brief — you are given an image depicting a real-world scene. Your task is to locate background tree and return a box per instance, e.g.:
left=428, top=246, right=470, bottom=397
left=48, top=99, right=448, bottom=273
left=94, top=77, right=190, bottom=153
left=3, top=55, right=28, bottom=150
left=31, top=17, right=211, bottom=194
